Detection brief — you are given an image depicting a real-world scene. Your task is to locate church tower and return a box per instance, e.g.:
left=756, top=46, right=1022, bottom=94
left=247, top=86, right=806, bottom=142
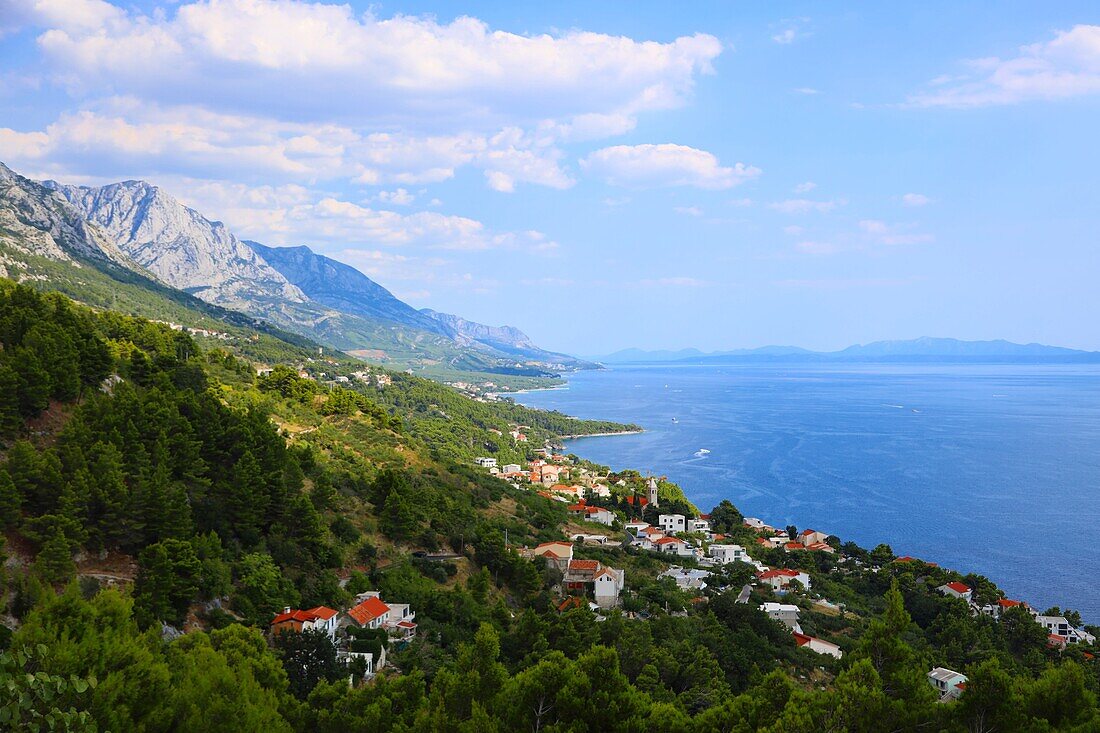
left=647, top=477, right=659, bottom=508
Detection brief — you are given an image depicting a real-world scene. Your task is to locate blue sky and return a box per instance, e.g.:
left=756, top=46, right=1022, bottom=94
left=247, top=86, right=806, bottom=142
left=1, top=1, right=1099, bottom=354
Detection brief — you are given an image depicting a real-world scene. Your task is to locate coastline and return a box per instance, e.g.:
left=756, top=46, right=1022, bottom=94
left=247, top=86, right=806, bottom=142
left=517, top=364, right=1100, bottom=624
left=557, top=429, right=644, bottom=440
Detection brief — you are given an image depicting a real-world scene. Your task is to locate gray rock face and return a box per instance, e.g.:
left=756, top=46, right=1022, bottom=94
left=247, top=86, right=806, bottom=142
left=246, top=240, right=443, bottom=333
left=46, top=179, right=306, bottom=310
left=420, top=309, right=535, bottom=349
left=0, top=162, right=136, bottom=273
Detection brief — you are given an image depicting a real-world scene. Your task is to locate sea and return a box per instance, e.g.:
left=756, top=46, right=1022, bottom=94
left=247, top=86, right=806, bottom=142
left=512, top=363, right=1100, bottom=623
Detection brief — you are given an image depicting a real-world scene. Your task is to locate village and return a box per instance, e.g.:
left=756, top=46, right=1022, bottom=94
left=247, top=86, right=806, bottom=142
left=469, top=447, right=1098, bottom=702
left=264, top=438, right=1095, bottom=696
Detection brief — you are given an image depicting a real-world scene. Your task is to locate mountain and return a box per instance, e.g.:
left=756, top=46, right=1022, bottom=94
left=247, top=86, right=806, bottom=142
left=602, top=338, right=1100, bottom=364
left=0, top=162, right=136, bottom=273
left=245, top=241, right=441, bottom=332
left=419, top=309, right=589, bottom=367
left=835, top=337, right=1090, bottom=358
left=14, top=165, right=585, bottom=375
left=46, top=179, right=307, bottom=312
left=246, top=239, right=592, bottom=368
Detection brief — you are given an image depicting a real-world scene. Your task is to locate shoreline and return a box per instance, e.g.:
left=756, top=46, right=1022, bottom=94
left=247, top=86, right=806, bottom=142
left=558, top=429, right=644, bottom=440
left=522, top=367, right=1099, bottom=624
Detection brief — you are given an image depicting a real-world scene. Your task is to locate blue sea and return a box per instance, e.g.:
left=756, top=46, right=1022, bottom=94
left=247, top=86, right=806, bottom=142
left=513, top=363, right=1100, bottom=622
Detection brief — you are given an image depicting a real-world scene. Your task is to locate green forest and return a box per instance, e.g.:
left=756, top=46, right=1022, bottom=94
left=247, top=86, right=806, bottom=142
left=0, top=281, right=1098, bottom=732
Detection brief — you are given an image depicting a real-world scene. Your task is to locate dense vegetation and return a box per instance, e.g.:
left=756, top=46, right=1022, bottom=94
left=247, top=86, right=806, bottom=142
left=0, top=282, right=1097, bottom=732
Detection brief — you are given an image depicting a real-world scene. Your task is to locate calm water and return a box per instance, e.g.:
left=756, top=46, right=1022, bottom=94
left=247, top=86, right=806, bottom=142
left=514, top=364, right=1100, bottom=622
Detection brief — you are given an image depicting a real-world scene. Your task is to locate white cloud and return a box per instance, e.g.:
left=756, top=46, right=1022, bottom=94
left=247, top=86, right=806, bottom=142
left=769, top=198, right=842, bottom=214
left=22, top=0, right=721, bottom=127
left=858, top=219, right=889, bottom=234
left=909, top=25, right=1100, bottom=107
left=0, top=100, right=576, bottom=191
left=674, top=205, right=703, bottom=216
left=581, top=143, right=760, bottom=189
left=901, top=192, right=931, bottom=207
left=637, top=276, right=709, bottom=287
left=793, top=181, right=817, bottom=193
left=793, top=87, right=820, bottom=95
left=772, top=29, right=797, bottom=45
left=375, top=188, right=415, bottom=206
left=772, top=18, right=811, bottom=45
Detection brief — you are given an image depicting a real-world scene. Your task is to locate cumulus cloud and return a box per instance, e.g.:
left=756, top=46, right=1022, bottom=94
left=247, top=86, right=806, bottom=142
left=909, top=24, right=1100, bottom=107
left=901, top=192, right=931, bottom=207
left=581, top=144, right=760, bottom=189
left=18, top=0, right=721, bottom=127
left=769, top=198, right=842, bottom=214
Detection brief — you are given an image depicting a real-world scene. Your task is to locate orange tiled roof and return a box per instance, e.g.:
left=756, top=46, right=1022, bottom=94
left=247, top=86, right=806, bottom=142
left=348, top=596, right=390, bottom=626
left=305, top=605, right=338, bottom=621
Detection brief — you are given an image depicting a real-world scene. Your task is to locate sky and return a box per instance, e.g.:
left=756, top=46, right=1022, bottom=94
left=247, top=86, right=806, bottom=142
left=1, top=1, right=1099, bottom=355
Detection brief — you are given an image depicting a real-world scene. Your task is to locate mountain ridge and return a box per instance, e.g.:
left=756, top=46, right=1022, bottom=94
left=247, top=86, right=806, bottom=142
left=0, top=160, right=588, bottom=375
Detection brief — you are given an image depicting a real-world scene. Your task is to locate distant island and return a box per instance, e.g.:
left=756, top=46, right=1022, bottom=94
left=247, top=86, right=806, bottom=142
left=597, top=337, right=1100, bottom=365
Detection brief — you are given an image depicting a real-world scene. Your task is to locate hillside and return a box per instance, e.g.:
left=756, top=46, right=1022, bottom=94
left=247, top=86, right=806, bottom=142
left=0, top=280, right=1097, bottom=731
left=0, top=160, right=591, bottom=378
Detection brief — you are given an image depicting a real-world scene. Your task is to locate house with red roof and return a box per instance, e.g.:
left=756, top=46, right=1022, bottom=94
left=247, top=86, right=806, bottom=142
left=757, top=568, right=812, bottom=591
left=525, top=541, right=574, bottom=571
left=799, top=529, right=830, bottom=547
left=928, top=667, right=968, bottom=702
left=937, top=582, right=973, bottom=603
left=270, top=605, right=339, bottom=638
left=346, top=594, right=391, bottom=630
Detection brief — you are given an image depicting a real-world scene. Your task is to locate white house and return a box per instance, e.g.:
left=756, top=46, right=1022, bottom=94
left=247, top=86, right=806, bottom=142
left=475, top=457, right=497, bottom=468
left=708, top=544, right=751, bottom=565
left=688, top=518, right=711, bottom=534
left=625, top=520, right=651, bottom=534
left=593, top=566, right=625, bottom=608
left=937, top=582, right=973, bottom=603
left=658, top=514, right=686, bottom=534
left=760, top=602, right=802, bottom=632
left=1035, top=615, right=1097, bottom=645
left=793, top=632, right=843, bottom=659
left=502, top=463, right=522, bottom=474
left=928, top=667, right=968, bottom=702
left=757, top=568, right=812, bottom=591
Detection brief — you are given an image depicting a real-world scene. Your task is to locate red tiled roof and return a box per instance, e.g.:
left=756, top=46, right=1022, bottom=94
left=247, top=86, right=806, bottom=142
left=568, top=503, right=587, bottom=511
left=894, top=556, right=916, bottom=562
left=568, top=559, right=600, bottom=571
left=271, top=609, right=316, bottom=625
left=625, top=496, right=648, bottom=506
left=348, top=596, right=390, bottom=626
left=396, top=620, right=417, bottom=629
left=784, top=542, right=805, bottom=550
left=944, top=581, right=971, bottom=594
left=800, top=529, right=815, bottom=536
left=558, top=596, right=584, bottom=612
left=792, top=631, right=812, bottom=646
left=654, top=537, right=684, bottom=546
left=758, top=569, right=801, bottom=579
left=305, top=605, right=338, bottom=621
left=996, top=599, right=1025, bottom=608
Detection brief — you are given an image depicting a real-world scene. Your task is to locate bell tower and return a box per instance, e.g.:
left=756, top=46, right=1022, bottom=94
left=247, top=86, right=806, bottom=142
left=647, top=477, right=659, bottom=507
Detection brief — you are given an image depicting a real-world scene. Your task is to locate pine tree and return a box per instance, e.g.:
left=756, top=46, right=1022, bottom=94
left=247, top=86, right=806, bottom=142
left=33, top=527, right=76, bottom=586
left=0, top=468, right=21, bottom=528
